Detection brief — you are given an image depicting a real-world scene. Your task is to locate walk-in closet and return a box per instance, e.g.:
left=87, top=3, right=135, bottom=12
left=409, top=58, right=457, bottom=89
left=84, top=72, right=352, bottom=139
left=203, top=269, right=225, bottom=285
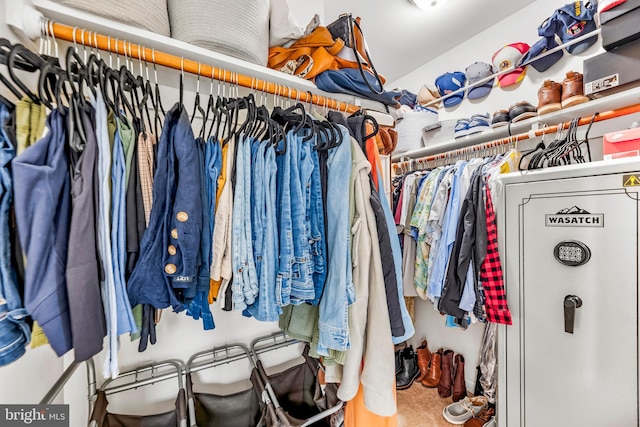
left=1, top=0, right=639, bottom=426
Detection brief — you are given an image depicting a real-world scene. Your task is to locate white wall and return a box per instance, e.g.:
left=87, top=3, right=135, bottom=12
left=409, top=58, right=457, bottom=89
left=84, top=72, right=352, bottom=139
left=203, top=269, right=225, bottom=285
left=288, top=0, right=324, bottom=26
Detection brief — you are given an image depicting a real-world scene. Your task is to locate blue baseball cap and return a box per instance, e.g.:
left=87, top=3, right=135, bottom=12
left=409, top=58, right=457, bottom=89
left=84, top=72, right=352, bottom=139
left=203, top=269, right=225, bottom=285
left=435, top=71, right=466, bottom=107
left=519, top=37, right=563, bottom=72
left=539, top=2, right=598, bottom=55
left=465, top=62, right=495, bottom=100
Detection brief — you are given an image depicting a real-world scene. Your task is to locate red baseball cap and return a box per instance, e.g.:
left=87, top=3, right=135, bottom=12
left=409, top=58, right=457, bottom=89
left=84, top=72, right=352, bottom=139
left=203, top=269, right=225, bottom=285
left=492, top=42, right=530, bottom=87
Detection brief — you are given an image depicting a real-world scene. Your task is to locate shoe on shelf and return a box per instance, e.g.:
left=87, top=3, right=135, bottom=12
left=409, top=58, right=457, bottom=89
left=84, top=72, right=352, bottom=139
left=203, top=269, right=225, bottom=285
left=463, top=407, right=495, bottom=427
left=561, top=71, right=590, bottom=109
left=442, top=396, right=489, bottom=425
left=466, top=114, right=491, bottom=136
left=452, top=353, right=467, bottom=402
left=454, top=118, right=471, bottom=138
left=537, top=80, right=562, bottom=116
left=422, top=348, right=442, bottom=387
left=490, top=110, right=510, bottom=128
left=416, top=340, right=432, bottom=383
left=509, top=101, right=538, bottom=123
left=396, top=346, right=420, bottom=390
left=438, top=349, right=454, bottom=398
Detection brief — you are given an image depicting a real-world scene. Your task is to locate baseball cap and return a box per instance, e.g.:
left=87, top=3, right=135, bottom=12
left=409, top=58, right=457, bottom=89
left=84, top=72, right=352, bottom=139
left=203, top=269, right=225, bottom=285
left=417, top=84, right=442, bottom=109
left=551, top=2, right=598, bottom=54
left=465, top=62, right=495, bottom=99
left=492, top=42, right=530, bottom=87
left=435, top=71, right=466, bottom=107
left=519, top=37, right=563, bottom=72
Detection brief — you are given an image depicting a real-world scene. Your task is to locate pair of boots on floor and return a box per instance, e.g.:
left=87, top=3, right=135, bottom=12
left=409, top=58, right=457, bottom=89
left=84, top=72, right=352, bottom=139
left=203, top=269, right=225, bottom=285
left=396, top=340, right=467, bottom=401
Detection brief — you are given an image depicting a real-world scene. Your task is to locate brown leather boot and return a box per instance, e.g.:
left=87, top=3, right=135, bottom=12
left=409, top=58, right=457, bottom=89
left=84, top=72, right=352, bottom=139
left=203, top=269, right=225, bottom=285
left=537, top=80, right=562, bottom=116
left=452, top=354, right=467, bottom=402
left=438, top=350, right=454, bottom=398
left=415, top=340, right=432, bottom=383
left=421, top=348, right=442, bottom=388
left=561, top=71, right=590, bottom=108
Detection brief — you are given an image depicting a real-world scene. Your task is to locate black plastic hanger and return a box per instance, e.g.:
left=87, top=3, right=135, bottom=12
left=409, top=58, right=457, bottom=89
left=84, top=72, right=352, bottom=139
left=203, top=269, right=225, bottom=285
left=7, top=44, right=40, bottom=103
left=518, top=141, right=545, bottom=170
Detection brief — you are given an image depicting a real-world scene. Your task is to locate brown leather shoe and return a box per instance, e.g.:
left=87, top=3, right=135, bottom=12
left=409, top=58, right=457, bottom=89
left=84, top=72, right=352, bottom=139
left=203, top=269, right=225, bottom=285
left=537, top=80, right=562, bottom=116
left=452, top=354, right=467, bottom=402
left=438, top=349, right=454, bottom=398
left=416, top=340, right=432, bottom=383
left=561, top=71, right=589, bottom=109
left=422, top=348, right=442, bottom=387
left=463, top=406, right=495, bottom=427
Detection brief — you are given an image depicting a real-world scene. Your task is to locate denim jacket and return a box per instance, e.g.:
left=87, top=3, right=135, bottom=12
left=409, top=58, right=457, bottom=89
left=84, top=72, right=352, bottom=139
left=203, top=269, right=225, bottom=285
left=317, top=125, right=355, bottom=355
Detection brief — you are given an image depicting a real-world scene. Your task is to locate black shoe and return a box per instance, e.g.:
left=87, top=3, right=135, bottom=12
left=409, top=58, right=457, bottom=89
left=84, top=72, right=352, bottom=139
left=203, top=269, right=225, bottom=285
left=396, top=347, right=420, bottom=390
left=509, top=101, right=538, bottom=123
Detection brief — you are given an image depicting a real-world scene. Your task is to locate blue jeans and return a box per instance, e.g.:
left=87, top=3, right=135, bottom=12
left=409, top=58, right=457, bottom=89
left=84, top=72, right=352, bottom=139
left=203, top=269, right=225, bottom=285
left=275, top=132, right=294, bottom=306
left=308, top=137, right=327, bottom=305
left=231, top=134, right=258, bottom=311
left=289, top=131, right=314, bottom=304
left=245, top=141, right=281, bottom=321
left=317, top=124, right=354, bottom=355
left=0, top=103, right=30, bottom=366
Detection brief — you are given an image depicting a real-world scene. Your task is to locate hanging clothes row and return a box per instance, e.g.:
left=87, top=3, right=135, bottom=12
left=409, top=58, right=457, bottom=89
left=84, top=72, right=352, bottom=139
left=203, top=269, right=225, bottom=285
left=392, top=148, right=519, bottom=329
left=0, top=36, right=413, bottom=418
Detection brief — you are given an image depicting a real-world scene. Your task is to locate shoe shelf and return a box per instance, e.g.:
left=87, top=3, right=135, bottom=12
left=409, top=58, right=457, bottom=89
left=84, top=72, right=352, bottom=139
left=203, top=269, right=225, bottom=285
left=391, top=85, right=640, bottom=162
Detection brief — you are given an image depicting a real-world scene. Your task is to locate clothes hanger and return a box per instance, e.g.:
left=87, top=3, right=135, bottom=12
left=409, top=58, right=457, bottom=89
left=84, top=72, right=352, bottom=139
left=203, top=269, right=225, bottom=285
left=7, top=44, right=40, bottom=103
left=190, top=63, right=207, bottom=139
left=518, top=140, right=546, bottom=170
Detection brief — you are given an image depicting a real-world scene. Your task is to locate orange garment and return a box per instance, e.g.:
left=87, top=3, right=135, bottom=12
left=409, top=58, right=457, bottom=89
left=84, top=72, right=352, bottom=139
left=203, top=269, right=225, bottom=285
left=344, top=382, right=398, bottom=427
left=208, top=140, right=230, bottom=303
left=365, top=123, right=384, bottom=191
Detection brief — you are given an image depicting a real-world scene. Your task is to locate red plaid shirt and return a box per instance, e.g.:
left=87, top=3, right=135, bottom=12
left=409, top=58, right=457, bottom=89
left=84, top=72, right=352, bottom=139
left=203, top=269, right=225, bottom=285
left=479, top=186, right=512, bottom=325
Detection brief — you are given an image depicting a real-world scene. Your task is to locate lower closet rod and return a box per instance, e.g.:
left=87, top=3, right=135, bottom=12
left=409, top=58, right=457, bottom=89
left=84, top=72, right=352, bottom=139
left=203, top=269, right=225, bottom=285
left=394, top=102, right=640, bottom=171
left=41, top=20, right=359, bottom=114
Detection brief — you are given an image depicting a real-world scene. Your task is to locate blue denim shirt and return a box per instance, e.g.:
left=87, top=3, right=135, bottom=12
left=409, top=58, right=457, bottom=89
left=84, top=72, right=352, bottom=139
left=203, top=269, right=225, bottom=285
left=0, top=103, right=30, bottom=366
left=429, top=161, right=467, bottom=302
left=317, top=125, right=354, bottom=355
left=112, top=120, right=137, bottom=336
left=245, top=141, right=281, bottom=321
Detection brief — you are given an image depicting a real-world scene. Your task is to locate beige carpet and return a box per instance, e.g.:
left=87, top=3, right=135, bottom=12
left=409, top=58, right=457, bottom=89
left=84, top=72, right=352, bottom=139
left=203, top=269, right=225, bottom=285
left=397, top=382, right=460, bottom=427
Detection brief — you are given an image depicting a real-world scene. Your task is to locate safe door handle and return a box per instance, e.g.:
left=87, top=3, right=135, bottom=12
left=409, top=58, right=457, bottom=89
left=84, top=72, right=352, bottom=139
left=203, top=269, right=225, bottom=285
left=564, top=295, right=582, bottom=334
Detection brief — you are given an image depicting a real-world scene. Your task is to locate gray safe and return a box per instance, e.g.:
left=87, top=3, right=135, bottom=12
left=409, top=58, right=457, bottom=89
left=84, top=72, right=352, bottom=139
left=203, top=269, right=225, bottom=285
left=497, top=158, right=640, bottom=427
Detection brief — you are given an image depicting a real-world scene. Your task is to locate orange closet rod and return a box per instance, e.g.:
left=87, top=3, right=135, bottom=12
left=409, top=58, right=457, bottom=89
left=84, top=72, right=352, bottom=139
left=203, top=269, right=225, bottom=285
left=393, top=102, right=640, bottom=172
left=44, top=20, right=361, bottom=114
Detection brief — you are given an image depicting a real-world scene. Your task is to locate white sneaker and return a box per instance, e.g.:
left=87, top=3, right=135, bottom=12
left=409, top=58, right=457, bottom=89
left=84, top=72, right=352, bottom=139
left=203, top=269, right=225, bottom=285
left=442, top=396, right=489, bottom=425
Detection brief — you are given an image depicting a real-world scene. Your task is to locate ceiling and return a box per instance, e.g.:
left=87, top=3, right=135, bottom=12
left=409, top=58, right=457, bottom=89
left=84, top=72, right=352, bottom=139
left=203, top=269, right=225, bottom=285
left=323, top=0, right=536, bottom=85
